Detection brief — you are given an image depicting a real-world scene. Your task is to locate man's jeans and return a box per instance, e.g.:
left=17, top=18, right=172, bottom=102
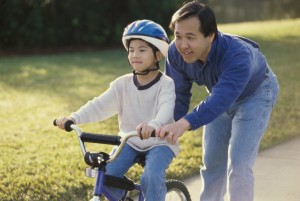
left=105, top=143, right=174, bottom=201
left=200, top=69, right=279, bottom=201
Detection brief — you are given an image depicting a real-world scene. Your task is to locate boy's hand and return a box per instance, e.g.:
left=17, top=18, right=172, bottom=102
left=136, top=123, right=155, bottom=140
left=55, top=117, right=75, bottom=131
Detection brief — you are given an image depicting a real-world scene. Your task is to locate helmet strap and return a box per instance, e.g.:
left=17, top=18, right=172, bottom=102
left=132, top=62, right=160, bottom=75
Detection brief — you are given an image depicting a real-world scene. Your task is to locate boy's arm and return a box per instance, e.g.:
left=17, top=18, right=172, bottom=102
left=70, top=82, right=120, bottom=124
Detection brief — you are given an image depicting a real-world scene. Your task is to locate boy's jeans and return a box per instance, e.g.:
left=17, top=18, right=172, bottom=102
left=105, top=143, right=174, bottom=201
left=200, top=69, right=279, bottom=201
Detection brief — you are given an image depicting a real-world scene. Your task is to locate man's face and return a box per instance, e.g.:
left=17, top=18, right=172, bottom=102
left=174, top=16, right=214, bottom=63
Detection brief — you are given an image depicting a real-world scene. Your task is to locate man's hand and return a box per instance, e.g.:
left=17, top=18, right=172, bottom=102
left=156, top=118, right=191, bottom=144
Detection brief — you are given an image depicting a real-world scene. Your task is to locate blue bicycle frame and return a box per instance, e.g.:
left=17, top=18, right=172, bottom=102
left=69, top=124, right=144, bottom=201
left=86, top=159, right=145, bottom=201
left=54, top=121, right=191, bottom=201
left=91, top=168, right=144, bottom=201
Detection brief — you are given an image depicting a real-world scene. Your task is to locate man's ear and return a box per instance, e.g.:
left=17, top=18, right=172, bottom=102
left=208, top=32, right=215, bottom=43
left=155, top=51, right=163, bottom=62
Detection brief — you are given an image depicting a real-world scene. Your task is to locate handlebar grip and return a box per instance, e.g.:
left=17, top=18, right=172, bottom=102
left=81, top=132, right=121, bottom=145
left=64, top=120, right=74, bottom=132
left=53, top=119, right=73, bottom=132
left=140, top=130, right=156, bottom=140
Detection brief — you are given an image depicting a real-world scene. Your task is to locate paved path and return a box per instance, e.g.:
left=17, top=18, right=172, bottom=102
left=183, top=137, right=300, bottom=201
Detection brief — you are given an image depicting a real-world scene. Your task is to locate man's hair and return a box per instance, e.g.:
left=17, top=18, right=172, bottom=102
left=169, top=1, right=218, bottom=38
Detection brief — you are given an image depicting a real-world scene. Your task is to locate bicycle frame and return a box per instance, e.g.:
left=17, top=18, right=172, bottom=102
left=54, top=122, right=191, bottom=201
left=70, top=124, right=144, bottom=201
left=89, top=171, right=144, bottom=201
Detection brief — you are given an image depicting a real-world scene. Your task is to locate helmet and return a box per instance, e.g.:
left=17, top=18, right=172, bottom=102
left=122, top=20, right=169, bottom=56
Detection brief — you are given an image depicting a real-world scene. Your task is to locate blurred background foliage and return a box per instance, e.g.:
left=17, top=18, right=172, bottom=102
left=0, top=0, right=299, bottom=51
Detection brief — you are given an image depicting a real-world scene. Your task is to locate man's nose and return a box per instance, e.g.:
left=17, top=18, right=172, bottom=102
left=179, top=39, right=189, bottom=49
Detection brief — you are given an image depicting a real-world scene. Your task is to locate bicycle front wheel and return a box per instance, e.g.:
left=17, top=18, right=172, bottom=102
left=166, top=179, right=191, bottom=201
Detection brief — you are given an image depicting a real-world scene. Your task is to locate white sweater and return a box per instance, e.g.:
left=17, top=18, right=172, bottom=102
left=70, top=72, right=179, bottom=156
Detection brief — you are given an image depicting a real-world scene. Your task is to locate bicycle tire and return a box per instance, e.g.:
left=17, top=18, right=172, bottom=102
left=166, top=179, right=191, bottom=201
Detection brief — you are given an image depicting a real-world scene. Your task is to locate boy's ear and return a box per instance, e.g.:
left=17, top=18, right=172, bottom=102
left=155, top=51, right=163, bottom=62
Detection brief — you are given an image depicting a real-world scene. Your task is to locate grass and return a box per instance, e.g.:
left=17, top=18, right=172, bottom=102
left=1, top=18, right=299, bottom=200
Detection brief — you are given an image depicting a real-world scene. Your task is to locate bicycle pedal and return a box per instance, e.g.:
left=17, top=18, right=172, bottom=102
left=86, top=168, right=98, bottom=178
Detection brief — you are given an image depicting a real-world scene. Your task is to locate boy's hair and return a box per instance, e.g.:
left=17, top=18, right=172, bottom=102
left=127, top=38, right=160, bottom=54
left=169, top=1, right=218, bottom=38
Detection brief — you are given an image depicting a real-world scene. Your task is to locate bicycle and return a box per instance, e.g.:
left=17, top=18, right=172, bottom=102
left=53, top=120, right=191, bottom=201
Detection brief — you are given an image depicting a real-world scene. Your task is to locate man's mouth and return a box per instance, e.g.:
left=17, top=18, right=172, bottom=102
left=182, top=51, right=192, bottom=57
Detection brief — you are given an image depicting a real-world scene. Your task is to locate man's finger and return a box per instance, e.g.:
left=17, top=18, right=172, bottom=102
left=155, top=127, right=162, bottom=137
left=167, top=132, right=173, bottom=143
left=160, top=130, right=166, bottom=139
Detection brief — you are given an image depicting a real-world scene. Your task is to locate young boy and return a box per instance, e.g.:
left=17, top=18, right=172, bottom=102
left=55, top=19, right=178, bottom=201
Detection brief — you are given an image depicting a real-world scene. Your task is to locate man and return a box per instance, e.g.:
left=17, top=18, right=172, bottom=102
left=157, top=1, right=279, bottom=201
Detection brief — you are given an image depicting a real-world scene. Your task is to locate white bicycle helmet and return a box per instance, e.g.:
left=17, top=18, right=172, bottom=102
left=122, top=20, right=170, bottom=57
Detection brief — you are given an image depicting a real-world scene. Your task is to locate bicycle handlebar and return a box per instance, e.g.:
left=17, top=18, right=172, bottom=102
left=53, top=119, right=155, bottom=163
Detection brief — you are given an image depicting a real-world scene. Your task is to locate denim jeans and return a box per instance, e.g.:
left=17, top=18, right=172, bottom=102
left=105, top=143, right=174, bottom=201
left=200, top=69, right=279, bottom=201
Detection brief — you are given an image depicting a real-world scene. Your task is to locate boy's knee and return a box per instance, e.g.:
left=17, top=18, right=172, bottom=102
left=141, top=171, right=163, bottom=185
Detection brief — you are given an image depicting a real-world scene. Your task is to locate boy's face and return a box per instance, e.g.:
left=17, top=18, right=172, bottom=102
left=174, top=16, right=214, bottom=63
left=128, top=39, right=157, bottom=72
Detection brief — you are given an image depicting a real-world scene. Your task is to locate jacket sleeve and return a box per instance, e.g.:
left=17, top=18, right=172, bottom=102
left=185, top=43, right=252, bottom=130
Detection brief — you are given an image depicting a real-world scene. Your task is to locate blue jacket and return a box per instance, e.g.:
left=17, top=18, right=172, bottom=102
left=165, top=32, right=269, bottom=130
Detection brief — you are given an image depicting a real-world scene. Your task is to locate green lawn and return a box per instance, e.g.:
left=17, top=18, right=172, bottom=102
left=1, top=18, right=299, bottom=201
